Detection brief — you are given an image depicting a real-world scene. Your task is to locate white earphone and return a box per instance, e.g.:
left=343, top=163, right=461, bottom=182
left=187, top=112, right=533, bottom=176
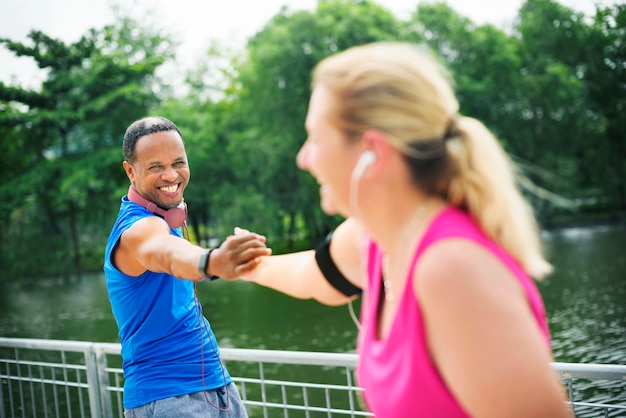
left=351, top=150, right=377, bottom=181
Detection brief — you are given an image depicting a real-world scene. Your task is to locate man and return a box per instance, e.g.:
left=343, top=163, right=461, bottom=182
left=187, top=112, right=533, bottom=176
left=104, top=116, right=271, bottom=417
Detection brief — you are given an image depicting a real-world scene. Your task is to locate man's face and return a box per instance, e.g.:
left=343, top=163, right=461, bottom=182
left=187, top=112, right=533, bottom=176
left=123, top=130, right=190, bottom=209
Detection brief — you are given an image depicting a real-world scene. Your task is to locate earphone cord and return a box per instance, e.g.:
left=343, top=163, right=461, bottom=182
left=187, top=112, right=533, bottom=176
left=348, top=299, right=361, bottom=331
left=349, top=171, right=363, bottom=224
left=194, top=282, right=231, bottom=411
left=348, top=168, right=370, bottom=332
left=182, top=222, right=189, bottom=241
left=181, top=221, right=230, bottom=410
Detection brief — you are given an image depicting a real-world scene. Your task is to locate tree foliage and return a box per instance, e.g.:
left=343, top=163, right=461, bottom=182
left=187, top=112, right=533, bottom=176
left=0, top=13, right=174, bottom=280
left=211, top=0, right=404, bottom=246
left=1, top=0, right=624, bottom=280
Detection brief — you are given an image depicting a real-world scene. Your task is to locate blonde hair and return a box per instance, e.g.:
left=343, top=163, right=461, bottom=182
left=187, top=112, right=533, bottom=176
left=313, top=42, right=552, bottom=279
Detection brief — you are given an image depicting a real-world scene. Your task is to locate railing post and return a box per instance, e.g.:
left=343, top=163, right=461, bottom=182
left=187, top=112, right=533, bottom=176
left=84, top=347, right=102, bottom=418
left=0, top=371, right=6, bottom=418
left=94, top=346, right=113, bottom=418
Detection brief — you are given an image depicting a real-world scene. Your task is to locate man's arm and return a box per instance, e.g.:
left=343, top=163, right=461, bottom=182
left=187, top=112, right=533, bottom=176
left=113, top=216, right=271, bottom=281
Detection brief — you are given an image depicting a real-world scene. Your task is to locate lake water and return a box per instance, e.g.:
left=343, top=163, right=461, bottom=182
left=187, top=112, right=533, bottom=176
left=1, top=223, right=625, bottom=412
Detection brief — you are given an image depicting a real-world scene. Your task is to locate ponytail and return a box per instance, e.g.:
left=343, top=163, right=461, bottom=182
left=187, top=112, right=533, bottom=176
left=446, top=117, right=552, bottom=279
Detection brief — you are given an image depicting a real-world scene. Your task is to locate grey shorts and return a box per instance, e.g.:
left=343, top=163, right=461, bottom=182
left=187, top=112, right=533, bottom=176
left=124, top=383, right=248, bottom=418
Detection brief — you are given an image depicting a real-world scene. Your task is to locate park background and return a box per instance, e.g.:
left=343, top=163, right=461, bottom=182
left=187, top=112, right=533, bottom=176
left=1, top=0, right=624, bottom=280
left=1, top=0, right=625, bottom=411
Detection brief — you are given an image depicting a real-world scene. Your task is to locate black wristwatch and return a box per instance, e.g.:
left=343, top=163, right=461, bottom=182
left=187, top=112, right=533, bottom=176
left=198, top=248, right=220, bottom=281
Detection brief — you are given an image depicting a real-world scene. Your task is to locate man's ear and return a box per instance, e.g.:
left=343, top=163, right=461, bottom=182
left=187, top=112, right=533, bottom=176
left=122, top=161, right=135, bottom=183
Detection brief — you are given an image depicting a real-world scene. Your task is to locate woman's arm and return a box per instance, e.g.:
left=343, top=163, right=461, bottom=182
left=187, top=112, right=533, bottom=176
left=242, top=218, right=365, bottom=306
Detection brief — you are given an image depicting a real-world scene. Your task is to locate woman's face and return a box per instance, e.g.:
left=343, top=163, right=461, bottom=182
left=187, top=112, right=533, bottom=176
left=297, top=85, right=361, bottom=217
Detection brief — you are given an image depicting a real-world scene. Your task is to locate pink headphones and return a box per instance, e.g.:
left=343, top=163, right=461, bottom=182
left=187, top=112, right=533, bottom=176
left=127, top=186, right=187, bottom=229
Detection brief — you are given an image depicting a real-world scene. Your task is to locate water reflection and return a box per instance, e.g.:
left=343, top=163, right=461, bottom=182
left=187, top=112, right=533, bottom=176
left=0, top=225, right=624, bottom=363
left=198, top=279, right=359, bottom=353
left=0, top=224, right=624, bottom=415
left=540, top=225, right=626, bottom=366
left=539, top=225, right=626, bottom=416
left=0, top=278, right=118, bottom=342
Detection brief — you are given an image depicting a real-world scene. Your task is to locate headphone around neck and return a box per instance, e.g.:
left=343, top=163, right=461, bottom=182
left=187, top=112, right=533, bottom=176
left=127, top=186, right=187, bottom=229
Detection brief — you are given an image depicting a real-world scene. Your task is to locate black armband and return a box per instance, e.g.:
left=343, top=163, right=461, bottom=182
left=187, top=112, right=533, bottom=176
left=315, top=231, right=362, bottom=297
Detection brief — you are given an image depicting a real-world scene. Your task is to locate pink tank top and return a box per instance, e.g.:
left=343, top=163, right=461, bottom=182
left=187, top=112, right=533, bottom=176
left=356, top=207, right=550, bottom=417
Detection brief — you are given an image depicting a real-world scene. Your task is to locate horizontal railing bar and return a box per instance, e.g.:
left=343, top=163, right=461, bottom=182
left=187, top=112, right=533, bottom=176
left=243, top=400, right=373, bottom=415
left=103, top=386, right=124, bottom=393
left=569, top=401, right=626, bottom=409
left=221, top=347, right=358, bottom=367
left=0, top=374, right=90, bottom=389
left=1, top=338, right=625, bottom=386
left=235, top=377, right=362, bottom=391
left=0, top=337, right=95, bottom=353
left=0, top=359, right=87, bottom=371
left=553, top=362, right=626, bottom=380
left=2, top=337, right=625, bottom=381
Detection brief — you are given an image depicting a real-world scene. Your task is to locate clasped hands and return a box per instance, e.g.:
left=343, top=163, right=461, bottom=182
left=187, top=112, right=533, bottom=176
left=208, top=227, right=272, bottom=280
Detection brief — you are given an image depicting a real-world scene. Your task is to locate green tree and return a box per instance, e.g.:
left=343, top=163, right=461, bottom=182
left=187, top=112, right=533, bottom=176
left=582, top=3, right=626, bottom=213
left=0, top=14, right=174, bottom=280
left=150, top=42, right=247, bottom=247
left=3, top=0, right=622, bottom=280
left=406, top=2, right=523, bottom=134
left=407, top=0, right=612, bottom=222
left=218, top=0, right=403, bottom=248
left=516, top=0, right=624, bottom=219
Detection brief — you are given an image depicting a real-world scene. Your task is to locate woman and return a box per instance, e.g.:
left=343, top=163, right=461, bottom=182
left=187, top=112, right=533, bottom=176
left=241, top=42, right=569, bottom=417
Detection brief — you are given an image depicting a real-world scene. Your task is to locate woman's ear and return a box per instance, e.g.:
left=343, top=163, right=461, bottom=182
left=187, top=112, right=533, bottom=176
left=359, top=129, right=394, bottom=177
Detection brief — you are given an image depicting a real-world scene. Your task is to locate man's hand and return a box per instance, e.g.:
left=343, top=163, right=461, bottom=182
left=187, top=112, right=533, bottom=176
left=210, top=230, right=271, bottom=280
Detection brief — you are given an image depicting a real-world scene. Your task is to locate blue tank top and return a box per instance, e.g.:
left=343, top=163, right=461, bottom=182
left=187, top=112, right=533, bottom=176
left=104, top=196, right=231, bottom=408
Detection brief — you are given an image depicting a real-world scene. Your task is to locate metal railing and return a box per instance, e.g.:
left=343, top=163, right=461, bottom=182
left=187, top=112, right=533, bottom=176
left=1, top=337, right=625, bottom=418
